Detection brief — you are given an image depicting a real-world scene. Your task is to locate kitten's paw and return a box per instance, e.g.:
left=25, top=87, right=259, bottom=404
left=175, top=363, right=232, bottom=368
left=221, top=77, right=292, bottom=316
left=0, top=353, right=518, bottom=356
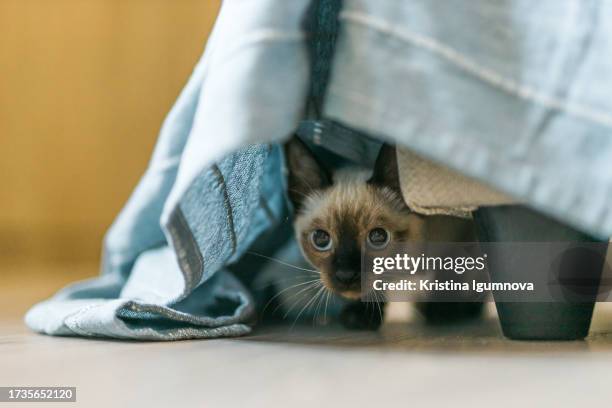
left=416, top=302, right=483, bottom=324
left=340, top=302, right=384, bottom=331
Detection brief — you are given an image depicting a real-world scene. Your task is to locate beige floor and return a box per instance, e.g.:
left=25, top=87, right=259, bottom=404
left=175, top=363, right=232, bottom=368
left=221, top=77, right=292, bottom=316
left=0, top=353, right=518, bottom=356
left=3, top=264, right=612, bottom=407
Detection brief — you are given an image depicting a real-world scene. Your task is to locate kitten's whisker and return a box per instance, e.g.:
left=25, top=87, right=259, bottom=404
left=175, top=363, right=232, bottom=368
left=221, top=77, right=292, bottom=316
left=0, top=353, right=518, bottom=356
left=314, top=286, right=327, bottom=322
left=252, top=274, right=318, bottom=291
left=292, top=285, right=325, bottom=329
left=276, top=280, right=321, bottom=316
left=311, top=289, right=322, bottom=326
left=323, top=290, right=331, bottom=323
left=282, top=280, right=323, bottom=318
left=261, top=278, right=321, bottom=315
left=246, top=251, right=320, bottom=274
left=285, top=281, right=322, bottom=320
left=312, top=285, right=327, bottom=326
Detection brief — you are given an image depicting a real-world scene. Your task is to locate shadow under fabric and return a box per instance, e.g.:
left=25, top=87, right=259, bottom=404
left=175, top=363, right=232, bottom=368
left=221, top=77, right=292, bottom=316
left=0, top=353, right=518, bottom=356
left=25, top=0, right=612, bottom=340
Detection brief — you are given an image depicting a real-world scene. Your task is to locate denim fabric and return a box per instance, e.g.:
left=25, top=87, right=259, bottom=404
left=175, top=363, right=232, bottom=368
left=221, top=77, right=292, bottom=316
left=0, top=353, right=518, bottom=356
left=326, top=0, right=612, bottom=238
left=26, top=0, right=311, bottom=340
left=26, top=0, right=612, bottom=340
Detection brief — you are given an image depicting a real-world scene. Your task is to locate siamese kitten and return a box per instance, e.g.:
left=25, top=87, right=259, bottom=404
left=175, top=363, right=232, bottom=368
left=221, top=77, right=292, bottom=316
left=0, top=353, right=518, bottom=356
left=285, top=137, right=482, bottom=330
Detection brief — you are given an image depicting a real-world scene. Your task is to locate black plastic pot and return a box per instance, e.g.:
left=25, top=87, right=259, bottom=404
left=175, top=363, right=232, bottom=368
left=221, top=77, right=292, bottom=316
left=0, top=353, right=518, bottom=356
left=493, top=302, right=597, bottom=340
left=474, top=206, right=607, bottom=341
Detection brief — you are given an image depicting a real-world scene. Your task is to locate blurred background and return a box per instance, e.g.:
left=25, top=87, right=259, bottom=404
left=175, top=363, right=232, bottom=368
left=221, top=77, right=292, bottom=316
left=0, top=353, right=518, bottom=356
left=0, top=0, right=220, bottom=316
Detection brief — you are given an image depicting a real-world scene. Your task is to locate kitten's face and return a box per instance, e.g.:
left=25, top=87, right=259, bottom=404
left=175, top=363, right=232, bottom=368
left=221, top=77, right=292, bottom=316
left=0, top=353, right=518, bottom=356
left=285, top=138, right=423, bottom=299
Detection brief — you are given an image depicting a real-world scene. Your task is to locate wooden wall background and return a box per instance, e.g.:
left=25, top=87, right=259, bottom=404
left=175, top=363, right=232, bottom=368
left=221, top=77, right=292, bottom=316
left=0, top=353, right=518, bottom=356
left=0, top=0, right=221, bottom=265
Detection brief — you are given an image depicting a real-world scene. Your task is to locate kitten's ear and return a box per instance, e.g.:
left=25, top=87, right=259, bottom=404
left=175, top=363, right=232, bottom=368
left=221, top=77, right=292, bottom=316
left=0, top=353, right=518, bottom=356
left=284, top=136, right=331, bottom=212
left=368, top=143, right=402, bottom=195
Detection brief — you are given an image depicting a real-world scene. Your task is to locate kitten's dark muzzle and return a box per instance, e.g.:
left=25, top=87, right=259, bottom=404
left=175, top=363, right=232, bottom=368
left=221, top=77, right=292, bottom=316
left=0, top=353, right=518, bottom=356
left=334, top=269, right=360, bottom=284
left=331, top=243, right=362, bottom=291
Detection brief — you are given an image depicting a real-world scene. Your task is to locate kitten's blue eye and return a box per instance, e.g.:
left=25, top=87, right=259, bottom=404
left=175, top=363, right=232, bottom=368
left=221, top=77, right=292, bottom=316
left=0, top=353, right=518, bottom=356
left=311, top=229, right=332, bottom=251
left=367, top=228, right=390, bottom=249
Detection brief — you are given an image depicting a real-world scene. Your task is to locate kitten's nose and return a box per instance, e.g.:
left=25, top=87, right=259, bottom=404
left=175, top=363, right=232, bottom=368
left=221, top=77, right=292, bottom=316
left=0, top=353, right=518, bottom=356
left=335, top=269, right=359, bottom=284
